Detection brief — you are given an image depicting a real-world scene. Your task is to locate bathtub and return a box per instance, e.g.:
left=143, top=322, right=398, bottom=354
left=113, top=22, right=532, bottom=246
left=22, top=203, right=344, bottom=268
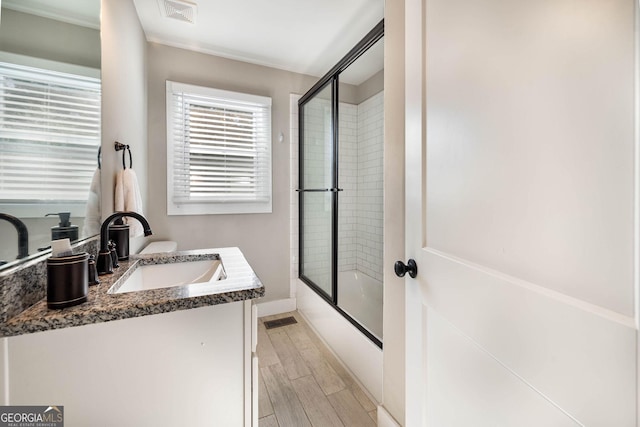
left=296, top=270, right=383, bottom=403
left=337, top=270, right=383, bottom=340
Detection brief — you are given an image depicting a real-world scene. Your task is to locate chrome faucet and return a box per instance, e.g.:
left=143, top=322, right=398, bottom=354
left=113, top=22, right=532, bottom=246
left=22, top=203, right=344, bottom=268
left=0, top=213, right=29, bottom=260
left=97, top=212, right=152, bottom=275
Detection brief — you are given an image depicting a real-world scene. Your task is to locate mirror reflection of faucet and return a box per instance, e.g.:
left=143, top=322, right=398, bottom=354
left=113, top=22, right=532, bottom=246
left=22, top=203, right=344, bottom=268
left=0, top=213, right=29, bottom=260
left=97, top=212, right=152, bottom=275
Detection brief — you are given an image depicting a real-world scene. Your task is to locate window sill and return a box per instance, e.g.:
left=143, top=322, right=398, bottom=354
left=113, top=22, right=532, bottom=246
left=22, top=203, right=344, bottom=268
left=167, top=201, right=272, bottom=216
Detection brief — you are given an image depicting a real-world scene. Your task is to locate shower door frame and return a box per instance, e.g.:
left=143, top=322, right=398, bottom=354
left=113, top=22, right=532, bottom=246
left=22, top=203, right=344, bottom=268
left=298, top=20, right=384, bottom=348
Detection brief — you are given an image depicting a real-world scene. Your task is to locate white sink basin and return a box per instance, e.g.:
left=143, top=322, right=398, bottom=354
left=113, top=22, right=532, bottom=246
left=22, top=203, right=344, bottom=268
left=110, top=259, right=226, bottom=294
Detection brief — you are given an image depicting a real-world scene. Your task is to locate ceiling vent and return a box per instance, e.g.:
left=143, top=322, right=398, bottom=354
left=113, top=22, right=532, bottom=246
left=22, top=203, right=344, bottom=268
left=158, top=0, right=197, bottom=24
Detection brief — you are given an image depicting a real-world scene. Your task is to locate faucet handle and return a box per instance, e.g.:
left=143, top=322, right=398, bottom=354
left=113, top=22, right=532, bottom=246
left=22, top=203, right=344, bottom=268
left=88, top=255, right=100, bottom=285
left=108, top=240, right=120, bottom=269
left=96, top=249, right=113, bottom=275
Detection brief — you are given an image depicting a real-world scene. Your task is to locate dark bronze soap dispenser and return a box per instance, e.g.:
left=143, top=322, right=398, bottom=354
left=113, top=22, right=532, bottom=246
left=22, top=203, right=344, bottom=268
left=46, top=212, right=79, bottom=241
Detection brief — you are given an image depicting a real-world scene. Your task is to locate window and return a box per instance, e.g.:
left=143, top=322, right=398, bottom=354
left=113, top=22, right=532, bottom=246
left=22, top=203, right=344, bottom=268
left=166, top=81, right=272, bottom=215
left=0, top=61, right=101, bottom=214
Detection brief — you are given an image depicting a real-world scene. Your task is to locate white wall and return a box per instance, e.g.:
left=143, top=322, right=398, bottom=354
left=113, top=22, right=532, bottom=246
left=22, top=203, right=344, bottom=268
left=146, top=43, right=318, bottom=303
left=101, top=0, right=148, bottom=254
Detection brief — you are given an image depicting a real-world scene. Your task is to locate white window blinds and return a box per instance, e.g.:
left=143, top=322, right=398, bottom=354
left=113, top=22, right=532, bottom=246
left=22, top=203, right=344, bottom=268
left=167, top=81, right=272, bottom=215
left=0, top=62, right=101, bottom=203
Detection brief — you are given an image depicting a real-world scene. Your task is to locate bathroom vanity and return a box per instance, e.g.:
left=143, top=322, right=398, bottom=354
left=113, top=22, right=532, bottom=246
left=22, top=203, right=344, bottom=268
left=0, top=245, right=264, bottom=427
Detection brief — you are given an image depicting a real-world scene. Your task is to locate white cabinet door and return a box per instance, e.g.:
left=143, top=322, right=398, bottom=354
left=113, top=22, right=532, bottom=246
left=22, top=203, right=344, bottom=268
left=403, top=0, right=638, bottom=425
left=7, top=303, right=247, bottom=426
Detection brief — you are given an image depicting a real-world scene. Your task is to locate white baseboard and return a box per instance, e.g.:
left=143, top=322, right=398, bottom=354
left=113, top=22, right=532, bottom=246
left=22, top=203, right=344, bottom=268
left=255, top=298, right=296, bottom=317
left=377, top=405, right=401, bottom=427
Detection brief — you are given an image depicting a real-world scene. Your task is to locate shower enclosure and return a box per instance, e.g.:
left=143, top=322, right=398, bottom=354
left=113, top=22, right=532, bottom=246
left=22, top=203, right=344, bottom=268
left=298, top=22, right=384, bottom=347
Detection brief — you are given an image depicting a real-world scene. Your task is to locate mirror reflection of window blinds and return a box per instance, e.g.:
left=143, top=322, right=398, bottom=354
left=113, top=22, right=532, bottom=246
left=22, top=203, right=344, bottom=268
left=0, top=62, right=101, bottom=203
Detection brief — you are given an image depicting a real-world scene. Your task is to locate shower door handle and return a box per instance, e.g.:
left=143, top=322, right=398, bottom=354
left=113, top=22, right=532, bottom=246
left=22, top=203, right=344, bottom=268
left=295, top=188, right=343, bottom=192
left=394, top=259, right=418, bottom=278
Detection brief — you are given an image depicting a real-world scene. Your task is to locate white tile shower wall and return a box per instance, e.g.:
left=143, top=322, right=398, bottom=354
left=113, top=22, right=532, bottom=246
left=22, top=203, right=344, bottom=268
left=338, top=103, right=358, bottom=272
left=356, top=92, right=384, bottom=282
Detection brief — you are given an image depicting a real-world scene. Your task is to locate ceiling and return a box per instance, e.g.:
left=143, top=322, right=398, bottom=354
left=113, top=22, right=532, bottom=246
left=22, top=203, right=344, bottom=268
left=132, top=0, right=384, bottom=83
left=2, top=0, right=384, bottom=84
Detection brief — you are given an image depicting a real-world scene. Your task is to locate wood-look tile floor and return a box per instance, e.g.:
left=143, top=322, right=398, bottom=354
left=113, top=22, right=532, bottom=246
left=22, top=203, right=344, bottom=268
left=258, top=311, right=377, bottom=427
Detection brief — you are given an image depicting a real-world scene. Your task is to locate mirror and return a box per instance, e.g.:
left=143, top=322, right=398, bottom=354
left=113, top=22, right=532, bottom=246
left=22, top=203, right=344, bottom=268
left=0, top=0, right=101, bottom=270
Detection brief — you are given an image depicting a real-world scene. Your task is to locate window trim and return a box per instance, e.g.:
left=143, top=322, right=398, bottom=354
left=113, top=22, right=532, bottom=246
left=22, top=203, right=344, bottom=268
left=166, top=81, right=272, bottom=216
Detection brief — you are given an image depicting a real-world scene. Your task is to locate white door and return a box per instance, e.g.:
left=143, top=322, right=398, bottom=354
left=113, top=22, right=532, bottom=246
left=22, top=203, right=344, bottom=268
left=402, top=0, right=638, bottom=425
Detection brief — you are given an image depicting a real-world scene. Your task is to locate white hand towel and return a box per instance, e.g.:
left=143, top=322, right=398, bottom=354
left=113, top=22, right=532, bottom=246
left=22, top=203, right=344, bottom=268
left=83, top=168, right=101, bottom=238
left=114, top=168, right=144, bottom=237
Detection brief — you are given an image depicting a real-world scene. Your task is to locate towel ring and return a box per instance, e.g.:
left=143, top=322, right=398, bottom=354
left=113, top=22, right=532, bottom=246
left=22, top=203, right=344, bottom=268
left=114, top=141, right=133, bottom=169
left=123, top=146, right=132, bottom=169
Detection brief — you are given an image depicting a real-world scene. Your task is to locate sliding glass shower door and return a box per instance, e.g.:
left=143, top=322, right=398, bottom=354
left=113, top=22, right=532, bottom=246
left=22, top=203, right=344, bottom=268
left=299, top=83, right=334, bottom=298
left=299, top=21, right=384, bottom=347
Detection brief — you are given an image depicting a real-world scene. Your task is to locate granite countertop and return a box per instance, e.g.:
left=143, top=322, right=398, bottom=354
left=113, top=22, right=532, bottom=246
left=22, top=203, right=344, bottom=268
left=0, top=247, right=264, bottom=337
